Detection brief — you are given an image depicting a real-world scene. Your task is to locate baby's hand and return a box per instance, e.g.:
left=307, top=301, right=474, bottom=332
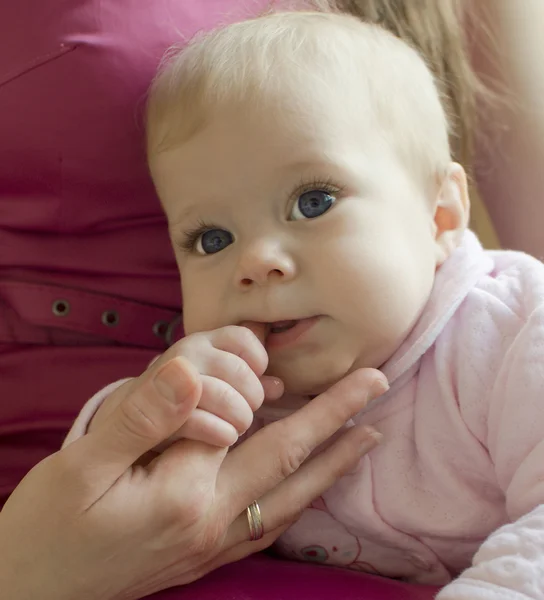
left=160, top=324, right=282, bottom=447
left=90, top=325, right=283, bottom=448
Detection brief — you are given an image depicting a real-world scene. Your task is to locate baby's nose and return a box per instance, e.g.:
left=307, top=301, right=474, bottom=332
left=236, top=241, right=296, bottom=289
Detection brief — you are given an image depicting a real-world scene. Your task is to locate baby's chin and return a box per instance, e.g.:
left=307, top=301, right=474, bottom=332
left=268, top=362, right=351, bottom=397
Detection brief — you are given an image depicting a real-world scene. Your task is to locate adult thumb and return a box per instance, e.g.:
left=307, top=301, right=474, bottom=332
left=75, top=357, right=202, bottom=488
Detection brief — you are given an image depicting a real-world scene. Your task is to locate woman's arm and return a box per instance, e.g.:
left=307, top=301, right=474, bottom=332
left=471, top=0, right=544, bottom=257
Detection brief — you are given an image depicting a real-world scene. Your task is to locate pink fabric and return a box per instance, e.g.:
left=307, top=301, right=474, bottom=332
left=0, top=1, right=439, bottom=598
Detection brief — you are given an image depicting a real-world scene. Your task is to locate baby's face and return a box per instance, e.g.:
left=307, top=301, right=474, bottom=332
left=153, top=95, right=444, bottom=395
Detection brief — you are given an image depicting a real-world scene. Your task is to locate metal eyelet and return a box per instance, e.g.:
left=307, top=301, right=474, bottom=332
left=101, top=310, right=120, bottom=327
left=165, top=314, right=183, bottom=346
left=52, top=299, right=71, bottom=317
left=153, top=320, right=169, bottom=339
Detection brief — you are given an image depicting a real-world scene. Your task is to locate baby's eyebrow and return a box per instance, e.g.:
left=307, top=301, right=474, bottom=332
left=168, top=204, right=197, bottom=227
left=276, top=156, right=357, bottom=182
left=278, top=159, right=331, bottom=176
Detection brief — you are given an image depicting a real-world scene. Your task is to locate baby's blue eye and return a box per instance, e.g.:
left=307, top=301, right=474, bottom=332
left=196, top=228, right=233, bottom=255
left=291, top=190, right=335, bottom=220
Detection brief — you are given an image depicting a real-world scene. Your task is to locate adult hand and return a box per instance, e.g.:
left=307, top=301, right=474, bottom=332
left=90, top=324, right=283, bottom=448
left=0, top=358, right=387, bottom=600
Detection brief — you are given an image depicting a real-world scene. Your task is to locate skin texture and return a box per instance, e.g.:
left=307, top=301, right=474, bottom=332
left=154, top=87, right=469, bottom=396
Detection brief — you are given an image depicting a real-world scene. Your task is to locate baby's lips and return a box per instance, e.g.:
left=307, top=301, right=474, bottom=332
left=240, top=320, right=267, bottom=344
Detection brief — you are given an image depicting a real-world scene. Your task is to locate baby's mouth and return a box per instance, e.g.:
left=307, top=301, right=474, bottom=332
left=241, top=318, right=318, bottom=346
left=267, top=320, right=299, bottom=334
left=264, top=316, right=321, bottom=349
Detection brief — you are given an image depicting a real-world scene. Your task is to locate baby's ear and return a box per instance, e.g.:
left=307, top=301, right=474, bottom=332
left=433, top=163, right=470, bottom=266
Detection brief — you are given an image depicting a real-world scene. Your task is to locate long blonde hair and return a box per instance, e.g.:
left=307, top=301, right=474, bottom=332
left=331, top=0, right=490, bottom=171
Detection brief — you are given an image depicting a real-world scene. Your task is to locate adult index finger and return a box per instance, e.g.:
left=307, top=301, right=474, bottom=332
left=217, top=368, right=388, bottom=519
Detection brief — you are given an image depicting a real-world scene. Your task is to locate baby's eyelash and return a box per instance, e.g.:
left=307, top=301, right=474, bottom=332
left=291, top=176, right=346, bottom=198
left=178, top=219, right=219, bottom=253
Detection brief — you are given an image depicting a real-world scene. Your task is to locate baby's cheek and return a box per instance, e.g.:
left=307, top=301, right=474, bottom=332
left=183, top=300, right=231, bottom=336
left=180, top=283, right=214, bottom=333
left=180, top=301, right=207, bottom=335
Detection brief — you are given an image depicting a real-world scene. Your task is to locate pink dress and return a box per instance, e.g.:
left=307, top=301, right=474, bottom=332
left=0, top=1, right=438, bottom=598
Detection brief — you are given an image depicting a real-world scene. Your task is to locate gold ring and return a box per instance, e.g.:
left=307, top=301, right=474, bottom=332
left=246, top=501, right=264, bottom=541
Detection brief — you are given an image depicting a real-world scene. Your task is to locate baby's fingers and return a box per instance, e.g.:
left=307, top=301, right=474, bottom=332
left=155, top=408, right=239, bottom=449
left=197, top=376, right=254, bottom=433
left=261, top=376, right=284, bottom=401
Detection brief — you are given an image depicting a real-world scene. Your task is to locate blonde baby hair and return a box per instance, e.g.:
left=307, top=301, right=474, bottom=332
left=147, top=9, right=452, bottom=187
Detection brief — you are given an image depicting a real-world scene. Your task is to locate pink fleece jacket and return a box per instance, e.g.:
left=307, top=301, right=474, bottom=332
left=65, top=231, right=544, bottom=598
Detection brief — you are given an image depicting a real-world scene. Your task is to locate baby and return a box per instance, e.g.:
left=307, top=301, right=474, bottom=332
left=74, top=9, right=544, bottom=599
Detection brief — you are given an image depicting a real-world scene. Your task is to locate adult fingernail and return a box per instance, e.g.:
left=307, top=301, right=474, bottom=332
left=363, top=425, right=383, bottom=443
left=357, top=426, right=382, bottom=454
left=153, top=360, right=181, bottom=405
left=369, top=376, right=389, bottom=400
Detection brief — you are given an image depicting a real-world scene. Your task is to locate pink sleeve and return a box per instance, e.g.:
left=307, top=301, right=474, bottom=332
left=62, top=378, right=132, bottom=447
left=439, top=301, right=544, bottom=598
left=437, top=505, right=544, bottom=599
left=487, top=303, right=544, bottom=522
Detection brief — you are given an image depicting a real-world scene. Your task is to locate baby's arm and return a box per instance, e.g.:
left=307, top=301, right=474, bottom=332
left=438, top=304, right=544, bottom=599
left=63, top=379, right=130, bottom=447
